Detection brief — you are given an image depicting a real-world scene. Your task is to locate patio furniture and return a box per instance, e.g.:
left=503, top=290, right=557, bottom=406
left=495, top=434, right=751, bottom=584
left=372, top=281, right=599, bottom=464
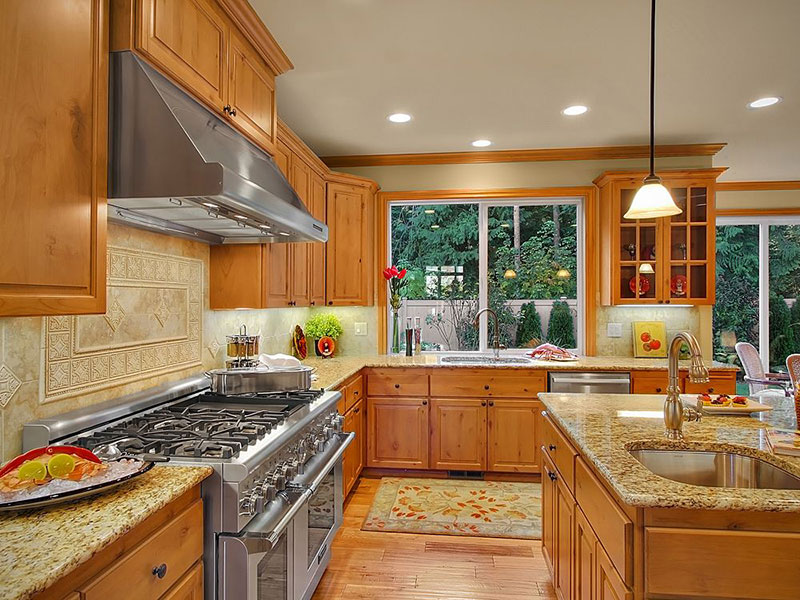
left=735, top=342, right=791, bottom=397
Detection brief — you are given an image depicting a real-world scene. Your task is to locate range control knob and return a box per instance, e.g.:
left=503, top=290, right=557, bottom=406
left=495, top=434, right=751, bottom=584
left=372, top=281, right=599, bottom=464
left=316, top=438, right=326, bottom=452
left=294, top=454, right=306, bottom=475
left=281, top=462, right=297, bottom=479
left=267, top=470, right=286, bottom=490
left=240, top=491, right=260, bottom=516
left=332, top=415, right=344, bottom=432
left=259, top=481, right=277, bottom=502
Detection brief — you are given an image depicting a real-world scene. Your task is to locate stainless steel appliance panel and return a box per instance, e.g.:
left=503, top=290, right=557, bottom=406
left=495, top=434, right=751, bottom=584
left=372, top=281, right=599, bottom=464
left=548, top=371, right=631, bottom=394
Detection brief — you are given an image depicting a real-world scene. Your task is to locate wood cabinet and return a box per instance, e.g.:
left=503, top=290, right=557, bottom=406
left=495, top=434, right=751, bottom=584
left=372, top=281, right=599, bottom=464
left=487, top=399, right=541, bottom=473
left=683, top=370, right=737, bottom=395
left=326, top=181, right=375, bottom=306
left=309, top=171, right=327, bottom=306
left=630, top=372, right=668, bottom=395
left=554, top=473, right=575, bottom=600
left=0, top=0, right=107, bottom=316
left=160, top=562, right=203, bottom=600
left=574, top=508, right=598, bottom=600
left=596, top=545, right=632, bottom=600
left=367, top=396, right=429, bottom=469
left=597, top=169, right=725, bottom=306
left=430, top=398, right=487, bottom=471
left=343, top=397, right=365, bottom=496
left=288, top=157, right=312, bottom=306
left=631, top=369, right=736, bottom=395
left=116, top=0, right=289, bottom=155
left=541, top=454, right=557, bottom=575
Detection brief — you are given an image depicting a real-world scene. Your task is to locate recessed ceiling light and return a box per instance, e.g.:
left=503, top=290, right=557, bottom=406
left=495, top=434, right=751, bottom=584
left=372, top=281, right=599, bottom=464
left=562, top=105, right=588, bottom=116
left=424, top=209, right=435, bottom=214
left=388, top=113, right=412, bottom=123
left=471, top=139, right=492, bottom=148
left=748, top=96, right=781, bottom=109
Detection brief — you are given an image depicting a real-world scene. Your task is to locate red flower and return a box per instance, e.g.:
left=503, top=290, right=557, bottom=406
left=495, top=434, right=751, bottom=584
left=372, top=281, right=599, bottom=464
left=397, top=268, right=407, bottom=279
left=389, top=265, right=400, bottom=277
left=382, top=268, right=393, bottom=280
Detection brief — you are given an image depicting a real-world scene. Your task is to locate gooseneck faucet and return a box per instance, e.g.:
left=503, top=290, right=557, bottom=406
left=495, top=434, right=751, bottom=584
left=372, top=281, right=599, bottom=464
left=664, top=331, right=709, bottom=440
left=473, top=308, right=501, bottom=360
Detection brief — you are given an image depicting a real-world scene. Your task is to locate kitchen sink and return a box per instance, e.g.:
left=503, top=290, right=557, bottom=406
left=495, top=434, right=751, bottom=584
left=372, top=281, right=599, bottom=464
left=439, top=354, right=534, bottom=366
left=629, top=448, right=800, bottom=490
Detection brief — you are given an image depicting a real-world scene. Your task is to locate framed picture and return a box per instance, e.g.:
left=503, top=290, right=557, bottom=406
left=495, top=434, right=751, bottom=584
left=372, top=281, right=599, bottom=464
left=632, top=321, right=667, bottom=358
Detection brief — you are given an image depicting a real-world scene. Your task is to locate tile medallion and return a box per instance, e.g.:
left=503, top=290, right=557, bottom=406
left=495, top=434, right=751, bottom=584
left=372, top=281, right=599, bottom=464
left=0, top=365, right=22, bottom=408
left=43, top=247, right=203, bottom=402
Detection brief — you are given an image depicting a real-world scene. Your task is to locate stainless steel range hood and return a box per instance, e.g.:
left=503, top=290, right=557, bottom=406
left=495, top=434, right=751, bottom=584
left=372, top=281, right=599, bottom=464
left=108, top=51, right=327, bottom=244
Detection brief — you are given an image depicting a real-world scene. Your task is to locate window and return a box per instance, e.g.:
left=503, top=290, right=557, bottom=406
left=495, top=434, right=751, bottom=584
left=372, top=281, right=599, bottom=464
left=388, top=198, right=584, bottom=354
left=714, top=217, right=800, bottom=372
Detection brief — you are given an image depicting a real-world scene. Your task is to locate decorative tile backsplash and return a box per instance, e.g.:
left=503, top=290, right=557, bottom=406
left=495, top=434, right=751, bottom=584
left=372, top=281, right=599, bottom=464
left=42, top=247, right=203, bottom=402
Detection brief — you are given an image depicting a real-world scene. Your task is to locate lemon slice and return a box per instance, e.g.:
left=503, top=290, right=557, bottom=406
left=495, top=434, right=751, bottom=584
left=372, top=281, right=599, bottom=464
left=47, top=453, right=76, bottom=478
left=18, top=460, right=47, bottom=481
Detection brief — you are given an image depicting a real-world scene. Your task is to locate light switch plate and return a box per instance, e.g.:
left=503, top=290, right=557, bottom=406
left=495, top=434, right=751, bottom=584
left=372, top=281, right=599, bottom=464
left=607, top=322, right=623, bottom=338
left=354, top=322, right=367, bottom=336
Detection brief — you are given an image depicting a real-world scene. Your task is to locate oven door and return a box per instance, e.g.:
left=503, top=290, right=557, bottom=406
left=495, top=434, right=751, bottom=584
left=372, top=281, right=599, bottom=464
left=292, top=432, right=354, bottom=600
left=218, top=487, right=309, bottom=600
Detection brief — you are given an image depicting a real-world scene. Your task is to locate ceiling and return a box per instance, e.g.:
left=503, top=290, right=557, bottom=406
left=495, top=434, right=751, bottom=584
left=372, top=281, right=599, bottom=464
left=251, top=0, right=800, bottom=181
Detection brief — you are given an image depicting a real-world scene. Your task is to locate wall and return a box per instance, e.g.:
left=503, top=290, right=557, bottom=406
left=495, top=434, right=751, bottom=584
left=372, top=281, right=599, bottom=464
left=717, top=189, right=800, bottom=211
left=0, top=224, right=377, bottom=460
left=342, top=155, right=714, bottom=357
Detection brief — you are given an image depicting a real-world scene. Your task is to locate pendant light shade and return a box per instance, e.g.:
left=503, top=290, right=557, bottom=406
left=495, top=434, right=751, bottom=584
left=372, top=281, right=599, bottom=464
left=623, top=0, right=682, bottom=220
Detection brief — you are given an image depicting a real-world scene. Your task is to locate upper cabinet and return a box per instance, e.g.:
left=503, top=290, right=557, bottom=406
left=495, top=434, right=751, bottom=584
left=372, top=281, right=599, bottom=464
left=113, top=0, right=291, bottom=154
left=0, top=0, right=108, bottom=316
left=596, top=169, right=725, bottom=306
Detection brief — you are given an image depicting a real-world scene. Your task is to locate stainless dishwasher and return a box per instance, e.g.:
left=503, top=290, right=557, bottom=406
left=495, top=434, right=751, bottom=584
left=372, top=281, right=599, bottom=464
left=548, top=371, right=631, bottom=394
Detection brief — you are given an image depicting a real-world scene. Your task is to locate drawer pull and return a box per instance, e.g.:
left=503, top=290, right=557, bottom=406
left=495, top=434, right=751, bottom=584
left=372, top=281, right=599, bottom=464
left=548, top=444, right=557, bottom=451
left=488, top=401, right=494, bottom=407
left=481, top=401, right=487, bottom=406
left=422, top=400, right=428, bottom=405
left=484, top=385, right=490, bottom=390
left=708, top=387, right=714, bottom=393
left=152, top=563, right=168, bottom=579
left=655, top=387, right=662, bottom=393
left=394, top=383, right=400, bottom=389
left=354, top=407, right=360, bottom=414
left=547, top=470, right=558, bottom=482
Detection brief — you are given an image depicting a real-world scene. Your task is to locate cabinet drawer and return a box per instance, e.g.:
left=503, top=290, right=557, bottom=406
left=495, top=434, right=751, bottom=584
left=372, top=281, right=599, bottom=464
left=630, top=372, right=668, bottom=394
left=684, top=372, right=737, bottom=395
left=429, top=370, right=546, bottom=398
left=80, top=500, right=203, bottom=600
left=541, top=413, right=577, bottom=492
left=345, top=374, right=364, bottom=412
left=367, top=369, right=429, bottom=396
left=575, top=458, right=633, bottom=586
left=161, top=560, right=203, bottom=600
left=645, top=527, right=800, bottom=599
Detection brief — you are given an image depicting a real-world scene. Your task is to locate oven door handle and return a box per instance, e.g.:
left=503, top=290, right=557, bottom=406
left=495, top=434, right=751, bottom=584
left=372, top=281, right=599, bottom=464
left=308, top=432, right=354, bottom=493
left=262, top=487, right=312, bottom=548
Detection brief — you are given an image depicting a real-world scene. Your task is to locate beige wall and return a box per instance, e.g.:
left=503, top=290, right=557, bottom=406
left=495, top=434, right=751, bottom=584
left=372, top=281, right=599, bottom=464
left=0, top=224, right=377, bottom=460
left=717, top=189, right=800, bottom=211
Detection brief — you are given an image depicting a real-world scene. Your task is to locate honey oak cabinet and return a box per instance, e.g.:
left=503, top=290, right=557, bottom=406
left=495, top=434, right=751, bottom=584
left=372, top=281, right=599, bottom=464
left=630, top=369, right=736, bottom=395
left=343, top=397, right=365, bottom=497
left=367, top=396, right=429, bottom=469
left=596, top=169, right=725, bottom=307
left=326, top=181, right=375, bottom=306
left=554, top=471, right=575, bottom=600
left=430, top=398, right=488, bottom=471
left=487, top=399, right=541, bottom=473
left=541, top=453, right=557, bottom=575
left=114, top=0, right=288, bottom=155
left=0, top=0, right=108, bottom=316
left=574, top=508, right=598, bottom=600
left=309, top=171, right=327, bottom=306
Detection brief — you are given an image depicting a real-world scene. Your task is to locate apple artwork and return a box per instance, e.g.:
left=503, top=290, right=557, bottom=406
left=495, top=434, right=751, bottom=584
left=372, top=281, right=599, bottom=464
left=641, top=332, right=651, bottom=342
left=649, top=339, right=661, bottom=351
left=643, top=342, right=652, bottom=352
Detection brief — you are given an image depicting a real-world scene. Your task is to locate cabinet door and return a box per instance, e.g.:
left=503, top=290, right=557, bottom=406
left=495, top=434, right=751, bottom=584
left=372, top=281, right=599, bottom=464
left=430, top=398, right=487, bottom=471
left=289, top=157, right=312, bottom=306
left=487, top=399, right=540, bottom=473
left=353, top=398, right=366, bottom=477
left=596, top=544, right=632, bottom=600
left=326, top=182, right=373, bottom=306
left=0, top=0, right=107, bottom=316
left=210, top=245, right=264, bottom=309
left=630, top=372, right=668, bottom=394
left=684, top=371, right=737, bottom=395
left=309, top=172, right=327, bottom=306
left=574, top=508, right=597, bottom=600
left=367, top=397, right=428, bottom=469
left=273, top=139, right=291, bottom=177
left=138, top=0, right=227, bottom=109
left=343, top=407, right=358, bottom=496
left=541, top=454, right=557, bottom=577
left=227, top=29, right=276, bottom=153
left=262, top=244, right=292, bottom=308
left=555, top=474, right=575, bottom=600
left=161, top=561, right=204, bottom=600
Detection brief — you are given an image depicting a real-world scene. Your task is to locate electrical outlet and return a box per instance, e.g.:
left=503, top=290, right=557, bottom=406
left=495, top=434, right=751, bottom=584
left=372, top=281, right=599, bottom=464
left=354, top=322, right=367, bottom=336
left=607, top=322, right=623, bottom=338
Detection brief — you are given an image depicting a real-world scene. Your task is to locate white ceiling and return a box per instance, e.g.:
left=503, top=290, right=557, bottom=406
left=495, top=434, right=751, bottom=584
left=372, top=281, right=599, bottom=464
left=251, top=0, right=800, bottom=181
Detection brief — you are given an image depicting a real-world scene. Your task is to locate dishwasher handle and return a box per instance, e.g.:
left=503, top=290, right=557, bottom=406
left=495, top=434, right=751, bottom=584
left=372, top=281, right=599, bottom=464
left=549, top=376, right=631, bottom=385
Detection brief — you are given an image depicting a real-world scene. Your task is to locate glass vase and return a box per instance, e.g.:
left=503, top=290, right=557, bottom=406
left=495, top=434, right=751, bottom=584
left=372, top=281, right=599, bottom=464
left=391, top=309, right=401, bottom=354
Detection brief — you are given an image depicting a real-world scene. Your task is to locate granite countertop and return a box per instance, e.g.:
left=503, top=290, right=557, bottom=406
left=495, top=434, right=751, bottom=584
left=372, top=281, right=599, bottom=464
left=304, top=354, right=737, bottom=391
left=0, top=465, right=212, bottom=600
left=538, top=392, right=800, bottom=512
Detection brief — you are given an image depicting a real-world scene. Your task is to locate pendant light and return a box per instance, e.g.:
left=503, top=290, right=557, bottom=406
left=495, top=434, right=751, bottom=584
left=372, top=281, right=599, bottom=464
left=624, top=0, right=682, bottom=220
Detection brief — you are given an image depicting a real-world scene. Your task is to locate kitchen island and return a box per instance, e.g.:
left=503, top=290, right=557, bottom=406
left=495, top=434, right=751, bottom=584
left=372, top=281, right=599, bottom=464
left=537, top=392, right=800, bottom=600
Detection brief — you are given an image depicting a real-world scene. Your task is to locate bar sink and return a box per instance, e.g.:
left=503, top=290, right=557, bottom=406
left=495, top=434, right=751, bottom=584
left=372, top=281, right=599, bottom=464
left=629, top=448, right=800, bottom=490
left=439, top=354, right=534, bottom=366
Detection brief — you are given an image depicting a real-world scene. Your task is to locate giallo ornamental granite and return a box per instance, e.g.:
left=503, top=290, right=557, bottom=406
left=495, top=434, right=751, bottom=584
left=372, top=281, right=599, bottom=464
left=304, top=354, right=737, bottom=391
left=538, top=392, right=800, bottom=513
left=0, top=465, right=212, bottom=600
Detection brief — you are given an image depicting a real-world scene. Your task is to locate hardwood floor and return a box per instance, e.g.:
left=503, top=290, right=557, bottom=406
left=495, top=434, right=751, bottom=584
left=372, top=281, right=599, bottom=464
left=313, top=476, right=555, bottom=599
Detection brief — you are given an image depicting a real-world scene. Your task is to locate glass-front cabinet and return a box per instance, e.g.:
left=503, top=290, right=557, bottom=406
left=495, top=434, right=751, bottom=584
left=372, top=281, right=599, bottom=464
left=596, top=169, right=725, bottom=306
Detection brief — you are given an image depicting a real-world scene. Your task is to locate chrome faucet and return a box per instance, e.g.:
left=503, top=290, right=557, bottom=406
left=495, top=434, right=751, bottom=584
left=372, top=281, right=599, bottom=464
left=473, top=308, right=501, bottom=360
left=664, top=331, right=709, bottom=440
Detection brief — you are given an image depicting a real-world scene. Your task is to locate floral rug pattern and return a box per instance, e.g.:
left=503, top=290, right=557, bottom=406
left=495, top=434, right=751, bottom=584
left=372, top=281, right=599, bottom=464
left=362, top=478, right=542, bottom=539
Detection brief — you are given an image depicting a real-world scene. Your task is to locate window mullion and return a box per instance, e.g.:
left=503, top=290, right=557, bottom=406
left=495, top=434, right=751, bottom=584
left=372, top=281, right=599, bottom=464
left=759, top=222, right=770, bottom=371
left=479, top=203, right=489, bottom=352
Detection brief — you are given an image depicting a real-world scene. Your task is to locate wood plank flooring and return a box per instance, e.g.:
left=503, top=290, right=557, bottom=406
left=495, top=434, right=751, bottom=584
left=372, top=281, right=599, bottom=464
left=312, top=476, right=555, bottom=600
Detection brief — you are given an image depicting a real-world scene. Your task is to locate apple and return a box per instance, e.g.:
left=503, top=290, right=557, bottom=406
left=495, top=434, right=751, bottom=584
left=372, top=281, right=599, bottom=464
left=643, top=342, right=651, bottom=351
left=640, top=332, right=651, bottom=342
left=649, top=339, right=661, bottom=350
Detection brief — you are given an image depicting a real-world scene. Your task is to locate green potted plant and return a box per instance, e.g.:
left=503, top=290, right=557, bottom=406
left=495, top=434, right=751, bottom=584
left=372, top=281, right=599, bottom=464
left=305, top=313, right=344, bottom=357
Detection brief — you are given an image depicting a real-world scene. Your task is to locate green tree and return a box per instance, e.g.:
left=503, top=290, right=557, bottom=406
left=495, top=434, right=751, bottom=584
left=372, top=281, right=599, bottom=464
left=770, top=293, right=795, bottom=369
left=516, top=302, right=543, bottom=347
left=547, top=301, right=576, bottom=348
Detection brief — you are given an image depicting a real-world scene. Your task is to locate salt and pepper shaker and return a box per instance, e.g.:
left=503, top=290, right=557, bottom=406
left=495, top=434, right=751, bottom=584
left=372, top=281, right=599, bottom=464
left=405, top=317, right=414, bottom=356
left=414, top=317, right=421, bottom=355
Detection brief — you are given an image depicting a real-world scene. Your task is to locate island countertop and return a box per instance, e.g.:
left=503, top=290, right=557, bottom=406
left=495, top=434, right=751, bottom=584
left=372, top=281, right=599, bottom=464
left=0, top=465, right=212, bottom=600
left=304, top=354, right=736, bottom=391
left=538, top=392, right=800, bottom=513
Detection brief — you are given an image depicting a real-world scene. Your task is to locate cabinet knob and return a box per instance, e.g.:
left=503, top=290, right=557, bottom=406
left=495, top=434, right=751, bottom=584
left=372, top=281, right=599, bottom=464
left=484, top=385, right=490, bottom=391
left=394, top=383, right=400, bottom=389
left=328, top=301, right=333, bottom=305
left=488, top=401, right=494, bottom=407
left=665, top=300, right=671, bottom=304
left=354, top=408, right=360, bottom=414
left=422, top=400, right=428, bottom=405
left=229, top=108, right=237, bottom=116
left=656, top=387, right=662, bottom=393
left=223, top=104, right=232, bottom=114
left=310, top=301, right=315, bottom=306
left=152, top=563, right=168, bottom=579
left=547, top=470, right=557, bottom=482
left=481, top=401, right=487, bottom=406
left=548, top=444, right=556, bottom=451
left=708, top=387, right=714, bottom=393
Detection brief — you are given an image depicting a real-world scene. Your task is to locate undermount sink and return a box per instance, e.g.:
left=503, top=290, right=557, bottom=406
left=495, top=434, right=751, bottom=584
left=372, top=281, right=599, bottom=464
left=439, top=354, right=534, bottom=366
left=629, top=448, right=800, bottom=490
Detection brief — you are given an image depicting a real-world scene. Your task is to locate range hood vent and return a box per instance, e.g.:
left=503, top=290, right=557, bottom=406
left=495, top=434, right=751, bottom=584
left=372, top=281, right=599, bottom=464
left=108, top=51, right=327, bottom=244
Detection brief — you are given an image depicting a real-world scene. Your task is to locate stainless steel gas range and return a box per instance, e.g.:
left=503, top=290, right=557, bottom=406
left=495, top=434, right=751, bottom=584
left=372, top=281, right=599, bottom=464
left=22, top=374, right=352, bottom=600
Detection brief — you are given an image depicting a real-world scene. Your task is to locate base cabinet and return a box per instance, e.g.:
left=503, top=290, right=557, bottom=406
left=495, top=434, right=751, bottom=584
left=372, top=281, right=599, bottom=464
left=554, top=474, right=575, bottom=600
left=574, top=509, right=597, bottom=600
left=430, top=398, right=487, bottom=471
left=487, top=399, right=541, bottom=472
left=343, top=397, right=365, bottom=496
left=367, top=397, right=429, bottom=469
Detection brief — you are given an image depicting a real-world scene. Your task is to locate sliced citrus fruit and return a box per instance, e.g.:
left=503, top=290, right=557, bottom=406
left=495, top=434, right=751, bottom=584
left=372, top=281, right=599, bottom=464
left=47, top=453, right=76, bottom=478
left=18, top=460, right=47, bottom=481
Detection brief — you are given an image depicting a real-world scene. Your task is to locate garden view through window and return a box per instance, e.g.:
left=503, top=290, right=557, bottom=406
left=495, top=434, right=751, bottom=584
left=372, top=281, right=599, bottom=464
left=389, top=199, right=581, bottom=353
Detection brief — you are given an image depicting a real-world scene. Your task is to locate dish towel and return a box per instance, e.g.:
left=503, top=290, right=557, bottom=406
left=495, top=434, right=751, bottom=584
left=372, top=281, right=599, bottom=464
left=258, top=353, right=302, bottom=368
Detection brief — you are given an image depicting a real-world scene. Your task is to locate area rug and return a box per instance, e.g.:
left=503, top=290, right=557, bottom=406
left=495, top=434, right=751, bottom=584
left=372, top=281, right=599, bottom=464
left=362, top=477, right=541, bottom=539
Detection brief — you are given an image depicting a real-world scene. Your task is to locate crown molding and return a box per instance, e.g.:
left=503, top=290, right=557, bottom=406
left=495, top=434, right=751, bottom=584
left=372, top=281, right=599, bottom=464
left=217, top=0, right=293, bottom=74
left=716, top=180, right=800, bottom=192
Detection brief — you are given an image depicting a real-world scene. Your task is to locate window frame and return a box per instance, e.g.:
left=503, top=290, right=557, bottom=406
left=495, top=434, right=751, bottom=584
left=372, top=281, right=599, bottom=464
left=386, top=195, right=585, bottom=354
left=716, top=214, right=800, bottom=370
